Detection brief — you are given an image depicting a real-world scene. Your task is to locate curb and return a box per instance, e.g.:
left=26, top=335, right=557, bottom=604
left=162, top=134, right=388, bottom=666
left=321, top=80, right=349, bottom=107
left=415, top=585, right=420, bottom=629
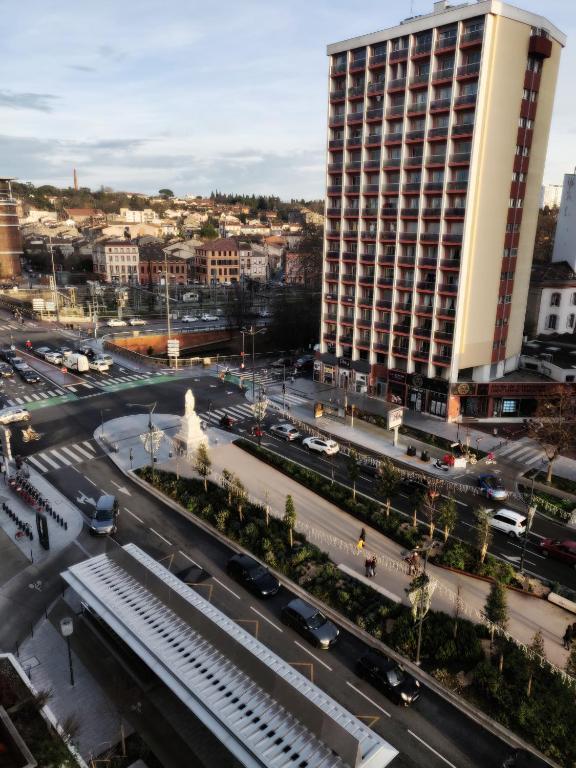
left=431, top=562, right=546, bottom=599
left=107, top=452, right=558, bottom=768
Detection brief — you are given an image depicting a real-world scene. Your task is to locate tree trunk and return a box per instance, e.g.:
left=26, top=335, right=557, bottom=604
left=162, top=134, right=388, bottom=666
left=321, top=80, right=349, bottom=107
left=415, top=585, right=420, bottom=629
left=546, top=459, right=553, bottom=484
left=443, top=525, right=449, bottom=542
left=527, top=672, right=532, bottom=697
left=412, top=508, right=417, bottom=528
left=386, top=498, right=390, bottom=518
left=480, top=542, right=487, bottom=564
left=239, top=504, right=244, bottom=523
left=352, top=481, right=356, bottom=500
left=288, top=527, right=293, bottom=549
left=204, top=476, right=207, bottom=492
left=498, top=651, right=504, bottom=673
left=429, top=521, right=435, bottom=538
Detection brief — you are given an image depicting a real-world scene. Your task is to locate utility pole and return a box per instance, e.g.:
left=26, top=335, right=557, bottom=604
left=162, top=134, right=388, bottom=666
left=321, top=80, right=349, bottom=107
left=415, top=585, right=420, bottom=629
left=163, top=250, right=172, bottom=341
left=520, top=476, right=537, bottom=574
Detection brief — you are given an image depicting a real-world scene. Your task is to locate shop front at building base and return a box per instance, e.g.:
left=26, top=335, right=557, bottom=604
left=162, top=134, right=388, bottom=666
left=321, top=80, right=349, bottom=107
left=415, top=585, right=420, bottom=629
left=315, top=355, right=572, bottom=422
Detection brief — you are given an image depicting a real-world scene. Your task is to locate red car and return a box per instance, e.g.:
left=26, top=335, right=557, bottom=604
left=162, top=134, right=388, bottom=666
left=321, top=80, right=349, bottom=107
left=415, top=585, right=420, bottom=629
left=539, top=539, right=576, bottom=569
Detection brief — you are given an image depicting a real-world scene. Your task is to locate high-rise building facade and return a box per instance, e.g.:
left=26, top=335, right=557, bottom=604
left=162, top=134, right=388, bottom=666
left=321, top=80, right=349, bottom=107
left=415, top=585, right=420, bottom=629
left=0, top=177, right=23, bottom=282
left=551, top=173, right=576, bottom=271
left=318, top=0, right=564, bottom=420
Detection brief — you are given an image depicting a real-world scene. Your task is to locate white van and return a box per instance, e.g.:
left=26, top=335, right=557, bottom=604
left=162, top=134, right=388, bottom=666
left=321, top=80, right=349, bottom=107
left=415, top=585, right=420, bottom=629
left=182, top=292, right=199, bottom=302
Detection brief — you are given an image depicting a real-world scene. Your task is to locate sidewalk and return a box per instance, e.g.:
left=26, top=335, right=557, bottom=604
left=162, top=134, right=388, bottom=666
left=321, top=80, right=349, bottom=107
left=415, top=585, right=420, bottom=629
left=269, top=377, right=576, bottom=483
left=100, top=414, right=576, bottom=673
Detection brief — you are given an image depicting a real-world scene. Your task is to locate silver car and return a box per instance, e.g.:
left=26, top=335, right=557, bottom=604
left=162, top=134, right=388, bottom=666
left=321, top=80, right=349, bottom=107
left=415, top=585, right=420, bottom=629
left=0, top=406, right=31, bottom=425
left=281, top=598, right=339, bottom=649
left=270, top=423, right=301, bottom=441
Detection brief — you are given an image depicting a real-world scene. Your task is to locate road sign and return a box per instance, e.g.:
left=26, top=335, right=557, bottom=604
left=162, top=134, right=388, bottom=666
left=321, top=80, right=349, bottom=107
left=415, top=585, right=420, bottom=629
left=45, top=301, right=56, bottom=312
left=167, top=339, right=180, bottom=358
left=32, top=298, right=45, bottom=311
left=387, top=407, right=404, bottom=430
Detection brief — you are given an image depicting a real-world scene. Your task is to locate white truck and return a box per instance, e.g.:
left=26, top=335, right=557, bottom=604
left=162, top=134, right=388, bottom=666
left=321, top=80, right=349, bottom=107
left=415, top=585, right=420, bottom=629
left=62, top=351, right=89, bottom=373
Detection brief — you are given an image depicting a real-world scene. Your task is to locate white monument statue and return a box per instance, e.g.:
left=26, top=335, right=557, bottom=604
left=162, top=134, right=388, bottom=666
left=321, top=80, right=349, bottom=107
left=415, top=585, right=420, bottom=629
left=173, top=388, right=207, bottom=458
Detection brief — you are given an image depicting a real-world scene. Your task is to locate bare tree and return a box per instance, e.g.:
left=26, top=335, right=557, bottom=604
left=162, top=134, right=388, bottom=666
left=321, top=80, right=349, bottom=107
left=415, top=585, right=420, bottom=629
left=375, top=459, right=400, bottom=517
left=194, top=442, right=212, bottom=492
left=528, top=386, right=576, bottom=484
left=527, top=629, right=545, bottom=696
left=438, top=497, right=458, bottom=542
left=474, top=507, right=492, bottom=564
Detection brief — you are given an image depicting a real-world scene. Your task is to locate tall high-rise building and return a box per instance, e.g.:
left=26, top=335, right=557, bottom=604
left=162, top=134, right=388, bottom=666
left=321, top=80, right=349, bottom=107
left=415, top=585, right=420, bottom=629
left=319, top=0, right=565, bottom=420
left=0, top=177, right=23, bottom=282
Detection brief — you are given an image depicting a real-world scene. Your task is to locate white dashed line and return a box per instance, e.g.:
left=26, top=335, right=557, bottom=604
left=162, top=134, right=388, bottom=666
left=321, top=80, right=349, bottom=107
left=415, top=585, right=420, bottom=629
left=149, top=527, right=172, bottom=546
left=212, top=577, right=241, bottom=600
left=83, top=475, right=97, bottom=487
left=250, top=606, right=283, bottom=633
left=408, top=730, right=458, bottom=768
left=178, top=550, right=200, bottom=566
left=125, top=507, right=144, bottom=523
left=293, top=641, right=333, bottom=671
left=346, top=682, right=391, bottom=717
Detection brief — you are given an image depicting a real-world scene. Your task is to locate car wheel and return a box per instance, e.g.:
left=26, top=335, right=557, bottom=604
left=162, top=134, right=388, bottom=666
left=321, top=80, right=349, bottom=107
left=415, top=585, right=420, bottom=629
left=541, top=550, right=549, bottom=558
left=508, top=531, right=517, bottom=539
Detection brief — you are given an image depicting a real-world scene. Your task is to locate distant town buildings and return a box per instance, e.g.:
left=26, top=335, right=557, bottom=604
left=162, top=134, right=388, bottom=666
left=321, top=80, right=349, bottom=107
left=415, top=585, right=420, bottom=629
left=540, top=183, right=563, bottom=209
left=526, top=260, right=576, bottom=336
left=92, top=239, right=140, bottom=284
left=193, top=237, right=240, bottom=284
left=551, top=172, right=576, bottom=271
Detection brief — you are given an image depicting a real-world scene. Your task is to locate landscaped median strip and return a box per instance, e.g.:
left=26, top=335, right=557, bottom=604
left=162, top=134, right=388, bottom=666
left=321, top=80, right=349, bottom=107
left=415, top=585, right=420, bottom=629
left=127, top=462, right=571, bottom=767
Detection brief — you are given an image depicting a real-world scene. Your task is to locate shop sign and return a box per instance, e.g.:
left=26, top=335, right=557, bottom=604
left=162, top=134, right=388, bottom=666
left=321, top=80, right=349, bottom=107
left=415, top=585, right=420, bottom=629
left=338, top=358, right=351, bottom=369
left=388, top=369, right=407, bottom=384
left=387, top=407, right=403, bottom=430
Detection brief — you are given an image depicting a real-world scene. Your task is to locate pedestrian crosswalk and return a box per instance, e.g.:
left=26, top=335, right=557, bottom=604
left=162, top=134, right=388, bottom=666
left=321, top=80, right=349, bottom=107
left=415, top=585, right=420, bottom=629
left=198, top=402, right=256, bottom=425
left=0, top=320, right=38, bottom=332
left=495, top=438, right=545, bottom=466
left=223, top=366, right=283, bottom=391
left=66, top=372, right=158, bottom=392
left=26, top=439, right=101, bottom=474
left=3, top=388, right=66, bottom=406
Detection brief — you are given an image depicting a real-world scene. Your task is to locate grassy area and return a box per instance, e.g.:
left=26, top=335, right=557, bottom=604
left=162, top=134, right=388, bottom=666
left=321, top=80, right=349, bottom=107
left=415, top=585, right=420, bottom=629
left=525, top=468, right=576, bottom=496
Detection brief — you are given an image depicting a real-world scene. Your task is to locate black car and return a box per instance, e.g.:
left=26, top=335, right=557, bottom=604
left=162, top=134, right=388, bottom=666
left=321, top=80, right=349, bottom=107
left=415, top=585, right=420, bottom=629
left=33, top=346, right=52, bottom=358
left=294, top=354, right=314, bottom=372
left=356, top=651, right=421, bottom=706
left=19, top=369, right=41, bottom=384
left=77, top=345, right=96, bottom=359
left=280, top=598, right=339, bottom=649
left=226, top=553, right=280, bottom=597
left=0, top=348, right=16, bottom=363
left=0, top=362, right=13, bottom=378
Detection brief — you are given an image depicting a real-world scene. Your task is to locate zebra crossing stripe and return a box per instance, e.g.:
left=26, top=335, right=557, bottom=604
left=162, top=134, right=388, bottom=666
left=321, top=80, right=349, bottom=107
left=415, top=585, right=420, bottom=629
left=37, top=452, right=59, bottom=469
left=525, top=453, right=543, bottom=465
left=60, top=445, right=85, bottom=462
left=6, top=400, right=15, bottom=406
left=15, top=397, right=24, bottom=404
left=26, top=455, right=49, bottom=473
left=71, top=443, right=95, bottom=459
left=31, top=394, right=41, bottom=401
left=49, top=448, right=71, bottom=465
left=82, top=441, right=96, bottom=452
left=55, top=389, right=65, bottom=395
left=226, top=406, right=252, bottom=418
left=67, top=386, right=77, bottom=392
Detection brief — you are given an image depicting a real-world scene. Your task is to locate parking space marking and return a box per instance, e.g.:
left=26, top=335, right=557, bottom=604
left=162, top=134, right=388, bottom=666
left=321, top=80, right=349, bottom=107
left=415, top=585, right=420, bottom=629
left=212, top=577, right=241, bottom=600
left=250, top=606, right=283, bottom=633
left=294, top=641, right=333, bottom=671
left=408, top=730, right=457, bottom=768
left=346, top=682, right=391, bottom=717
left=149, top=527, right=172, bottom=546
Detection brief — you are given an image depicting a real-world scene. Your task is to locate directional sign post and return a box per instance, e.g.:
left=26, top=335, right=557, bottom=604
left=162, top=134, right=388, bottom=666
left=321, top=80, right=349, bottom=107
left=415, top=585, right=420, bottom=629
left=167, top=339, right=180, bottom=370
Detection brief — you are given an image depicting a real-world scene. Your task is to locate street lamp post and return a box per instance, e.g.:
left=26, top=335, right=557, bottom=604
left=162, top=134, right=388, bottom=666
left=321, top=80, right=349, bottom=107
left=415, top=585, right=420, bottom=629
left=48, top=236, right=60, bottom=324
left=414, top=542, right=434, bottom=666
left=520, top=476, right=537, bottom=575
left=128, top=402, right=157, bottom=481
left=60, top=617, right=75, bottom=686
left=240, top=325, right=265, bottom=399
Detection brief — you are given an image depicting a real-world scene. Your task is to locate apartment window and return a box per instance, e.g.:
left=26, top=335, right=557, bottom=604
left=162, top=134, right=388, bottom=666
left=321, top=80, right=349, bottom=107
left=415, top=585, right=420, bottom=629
left=571, top=293, right=576, bottom=305
left=526, top=57, right=541, bottom=73
left=498, top=294, right=512, bottom=304
left=505, top=223, right=520, bottom=234
left=549, top=292, right=561, bottom=306
left=546, top=314, right=558, bottom=330
left=512, top=172, right=526, bottom=182
left=567, top=314, right=575, bottom=329
left=518, top=118, right=533, bottom=129
left=509, top=198, right=523, bottom=208
left=522, top=89, right=537, bottom=102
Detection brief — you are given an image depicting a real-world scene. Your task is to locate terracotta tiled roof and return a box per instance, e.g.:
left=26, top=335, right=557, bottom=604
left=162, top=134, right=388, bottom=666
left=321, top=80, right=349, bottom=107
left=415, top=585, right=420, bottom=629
left=198, top=237, right=238, bottom=252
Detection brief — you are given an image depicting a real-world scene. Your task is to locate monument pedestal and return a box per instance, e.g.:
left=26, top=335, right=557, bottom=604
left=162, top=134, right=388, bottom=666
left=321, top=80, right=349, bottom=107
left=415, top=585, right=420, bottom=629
left=173, top=389, right=208, bottom=458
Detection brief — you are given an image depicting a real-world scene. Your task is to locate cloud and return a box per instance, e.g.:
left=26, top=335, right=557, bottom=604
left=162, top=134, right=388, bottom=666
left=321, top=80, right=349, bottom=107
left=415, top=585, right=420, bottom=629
left=66, top=64, right=95, bottom=73
left=0, top=90, right=58, bottom=112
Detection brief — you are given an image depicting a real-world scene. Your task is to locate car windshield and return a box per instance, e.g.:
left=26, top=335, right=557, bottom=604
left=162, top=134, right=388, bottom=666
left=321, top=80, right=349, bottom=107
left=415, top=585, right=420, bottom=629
left=386, top=667, right=406, bottom=687
left=249, top=565, right=267, bottom=579
left=94, top=509, right=113, bottom=522
left=307, top=611, right=327, bottom=630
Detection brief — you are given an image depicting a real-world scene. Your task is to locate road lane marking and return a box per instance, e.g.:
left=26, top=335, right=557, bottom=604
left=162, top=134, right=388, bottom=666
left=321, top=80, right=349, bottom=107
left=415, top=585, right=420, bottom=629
left=346, top=682, right=391, bottom=717
left=125, top=507, right=143, bottom=523
left=149, top=527, right=172, bottom=546
left=36, top=452, right=60, bottom=469
left=250, top=606, right=283, bottom=632
left=408, top=730, right=458, bottom=768
left=294, top=641, right=333, bottom=671
left=73, top=444, right=95, bottom=459
left=212, top=577, right=241, bottom=600
left=83, top=475, right=97, bottom=487
left=82, top=441, right=96, bottom=452
left=60, top=446, right=84, bottom=461
left=178, top=550, right=200, bottom=566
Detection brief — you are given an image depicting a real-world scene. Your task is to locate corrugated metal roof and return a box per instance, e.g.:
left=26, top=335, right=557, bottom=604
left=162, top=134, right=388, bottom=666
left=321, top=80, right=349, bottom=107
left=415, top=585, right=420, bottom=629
left=62, top=544, right=398, bottom=768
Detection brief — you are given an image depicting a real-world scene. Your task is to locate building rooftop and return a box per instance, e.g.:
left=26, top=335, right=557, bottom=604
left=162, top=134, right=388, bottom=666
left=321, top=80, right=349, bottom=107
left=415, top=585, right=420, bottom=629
left=62, top=544, right=398, bottom=768
left=197, top=237, right=238, bottom=252
left=521, top=337, right=576, bottom=371
left=531, top=260, right=576, bottom=286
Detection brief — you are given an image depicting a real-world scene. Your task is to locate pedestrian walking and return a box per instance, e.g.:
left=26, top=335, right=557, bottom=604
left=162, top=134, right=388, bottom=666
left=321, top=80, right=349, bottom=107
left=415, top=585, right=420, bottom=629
left=562, top=624, right=573, bottom=649
left=365, top=556, right=372, bottom=577
left=369, top=555, right=377, bottom=578
left=359, top=528, right=366, bottom=544
left=355, top=538, right=365, bottom=556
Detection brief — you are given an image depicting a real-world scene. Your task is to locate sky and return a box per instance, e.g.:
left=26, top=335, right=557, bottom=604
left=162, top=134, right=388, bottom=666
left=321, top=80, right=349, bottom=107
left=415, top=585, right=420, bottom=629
left=0, top=0, right=573, bottom=200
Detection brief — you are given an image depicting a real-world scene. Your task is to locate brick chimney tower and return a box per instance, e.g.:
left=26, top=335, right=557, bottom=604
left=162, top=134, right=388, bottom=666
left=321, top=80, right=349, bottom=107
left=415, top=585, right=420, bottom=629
left=0, top=178, right=22, bottom=281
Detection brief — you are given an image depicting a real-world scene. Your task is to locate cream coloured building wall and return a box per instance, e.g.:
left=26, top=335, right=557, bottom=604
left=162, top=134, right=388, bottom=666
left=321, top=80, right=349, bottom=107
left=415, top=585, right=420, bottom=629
left=455, top=15, right=561, bottom=373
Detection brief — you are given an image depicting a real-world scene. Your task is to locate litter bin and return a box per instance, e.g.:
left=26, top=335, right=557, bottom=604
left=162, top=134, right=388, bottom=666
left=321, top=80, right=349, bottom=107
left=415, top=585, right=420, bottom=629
left=407, top=445, right=417, bottom=457
left=421, top=450, right=430, bottom=462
